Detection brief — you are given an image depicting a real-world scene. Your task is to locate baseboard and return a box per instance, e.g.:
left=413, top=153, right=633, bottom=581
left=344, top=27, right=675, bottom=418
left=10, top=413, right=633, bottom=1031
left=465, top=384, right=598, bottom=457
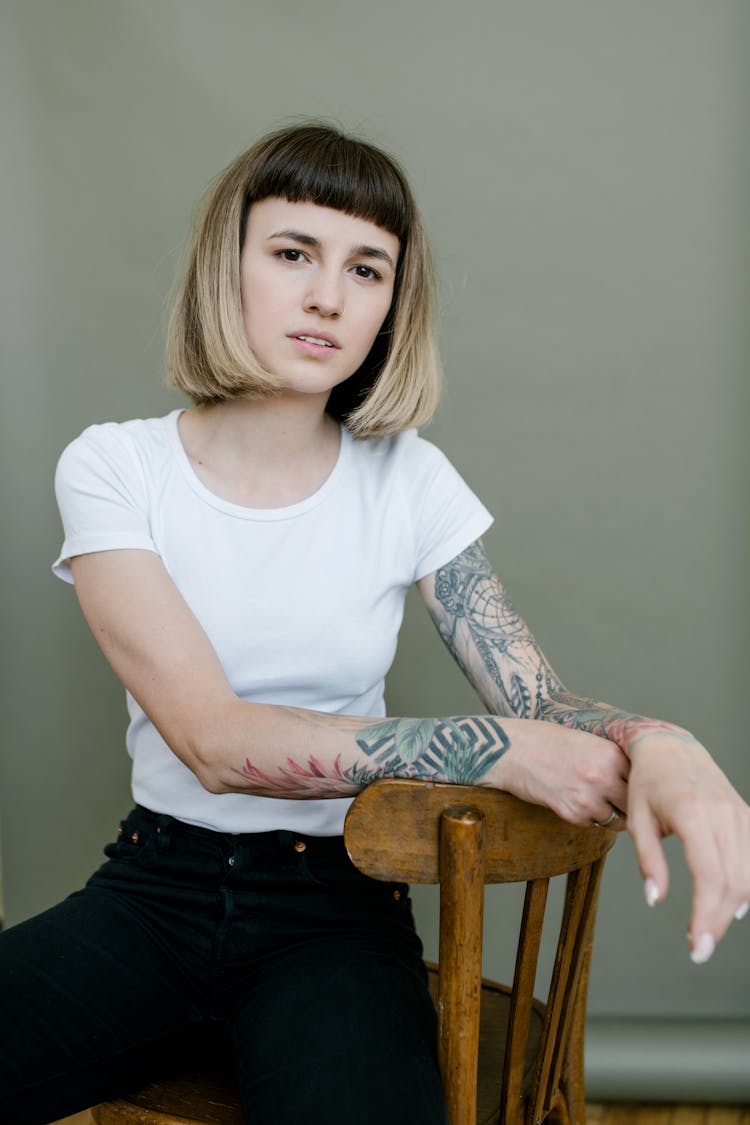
left=585, top=1019, right=750, bottom=1102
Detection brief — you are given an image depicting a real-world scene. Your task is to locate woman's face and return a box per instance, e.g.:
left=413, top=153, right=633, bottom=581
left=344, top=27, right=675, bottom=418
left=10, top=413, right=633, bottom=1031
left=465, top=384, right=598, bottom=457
left=239, top=198, right=400, bottom=396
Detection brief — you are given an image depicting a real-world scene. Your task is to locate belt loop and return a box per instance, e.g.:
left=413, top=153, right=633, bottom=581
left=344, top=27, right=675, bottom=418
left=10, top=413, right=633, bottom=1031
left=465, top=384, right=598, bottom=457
left=154, top=814, right=173, bottom=853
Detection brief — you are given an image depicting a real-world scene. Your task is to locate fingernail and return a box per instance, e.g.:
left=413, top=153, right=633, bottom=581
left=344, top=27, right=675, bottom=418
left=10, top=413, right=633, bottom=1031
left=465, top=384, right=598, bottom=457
left=644, top=877, right=659, bottom=907
left=690, top=933, right=715, bottom=964
left=735, top=902, right=749, bottom=921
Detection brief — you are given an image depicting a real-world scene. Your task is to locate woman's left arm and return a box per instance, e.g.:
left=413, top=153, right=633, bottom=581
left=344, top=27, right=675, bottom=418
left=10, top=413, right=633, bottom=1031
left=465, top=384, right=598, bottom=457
left=418, top=539, right=750, bottom=961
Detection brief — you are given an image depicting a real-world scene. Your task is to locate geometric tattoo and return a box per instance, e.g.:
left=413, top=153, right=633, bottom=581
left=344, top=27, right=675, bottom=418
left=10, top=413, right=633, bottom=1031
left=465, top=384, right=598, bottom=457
left=353, top=715, right=509, bottom=786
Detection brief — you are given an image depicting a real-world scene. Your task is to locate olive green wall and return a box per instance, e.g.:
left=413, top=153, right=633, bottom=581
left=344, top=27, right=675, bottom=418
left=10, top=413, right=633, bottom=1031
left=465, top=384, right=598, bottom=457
left=2, top=0, right=748, bottom=1090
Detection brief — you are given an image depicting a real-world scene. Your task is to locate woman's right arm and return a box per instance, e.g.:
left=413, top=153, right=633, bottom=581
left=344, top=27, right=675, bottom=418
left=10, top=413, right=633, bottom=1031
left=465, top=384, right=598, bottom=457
left=70, top=548, right=628, bottom=821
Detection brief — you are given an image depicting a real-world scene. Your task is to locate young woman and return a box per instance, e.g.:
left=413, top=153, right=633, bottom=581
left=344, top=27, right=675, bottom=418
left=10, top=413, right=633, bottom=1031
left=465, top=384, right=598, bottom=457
left=1, top=124, right=748, bottom=1125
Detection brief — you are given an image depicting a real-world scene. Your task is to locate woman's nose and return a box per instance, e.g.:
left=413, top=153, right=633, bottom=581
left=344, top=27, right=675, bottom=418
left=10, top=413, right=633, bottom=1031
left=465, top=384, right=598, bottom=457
left=303, top=269, right=343, bottom=318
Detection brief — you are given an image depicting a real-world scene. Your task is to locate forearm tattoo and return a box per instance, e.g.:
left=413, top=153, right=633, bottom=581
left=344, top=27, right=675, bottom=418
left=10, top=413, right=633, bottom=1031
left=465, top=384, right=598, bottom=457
left=231, top=715, right=510, bottom=798
left=535, top=690, right=696, bottom=749
left=354, top=715, right=509, bottom=784
left=430, top=541, right=696, bottom=752
left=430, top=540, right=561, bottom=718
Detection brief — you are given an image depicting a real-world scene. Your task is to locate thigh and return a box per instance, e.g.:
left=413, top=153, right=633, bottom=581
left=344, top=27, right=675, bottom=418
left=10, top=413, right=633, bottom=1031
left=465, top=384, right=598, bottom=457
left=0, top=863, right=203, bottom=1124
left=228, top=903, right=447, bottom=1125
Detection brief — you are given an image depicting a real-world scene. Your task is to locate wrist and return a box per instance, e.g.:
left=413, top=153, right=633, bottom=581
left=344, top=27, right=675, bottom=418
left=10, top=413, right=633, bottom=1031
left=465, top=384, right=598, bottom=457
left=625, top=727, right=707, bottom=771
left=624, top=723, right=702, bottom=756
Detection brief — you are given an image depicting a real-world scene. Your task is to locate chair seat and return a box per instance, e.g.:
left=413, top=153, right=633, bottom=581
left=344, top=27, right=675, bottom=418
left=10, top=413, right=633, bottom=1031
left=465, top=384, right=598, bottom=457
left=92, top=966, right=544, bottom=1125
left=92, top=1065, right=244, bottom=1124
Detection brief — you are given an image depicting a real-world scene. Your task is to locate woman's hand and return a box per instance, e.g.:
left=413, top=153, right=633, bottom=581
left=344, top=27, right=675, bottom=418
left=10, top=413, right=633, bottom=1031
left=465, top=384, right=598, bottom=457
left=626, top=734, right=750, bottom=962
left=490, top=720, right=630, bottom=831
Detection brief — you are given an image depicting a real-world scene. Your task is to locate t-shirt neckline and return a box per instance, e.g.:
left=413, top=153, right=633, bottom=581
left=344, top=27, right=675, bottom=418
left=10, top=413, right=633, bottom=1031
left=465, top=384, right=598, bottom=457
left=168, top=408, right=351, bottom=521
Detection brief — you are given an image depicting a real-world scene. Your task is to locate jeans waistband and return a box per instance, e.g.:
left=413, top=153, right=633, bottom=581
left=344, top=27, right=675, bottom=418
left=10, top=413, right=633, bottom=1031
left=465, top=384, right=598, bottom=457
left=128, top=804, right=346, bottom=855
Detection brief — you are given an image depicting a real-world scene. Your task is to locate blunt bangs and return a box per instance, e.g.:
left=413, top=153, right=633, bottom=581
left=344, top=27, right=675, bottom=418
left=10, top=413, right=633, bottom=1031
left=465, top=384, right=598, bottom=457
left=239, top=125, right=414, bottom=247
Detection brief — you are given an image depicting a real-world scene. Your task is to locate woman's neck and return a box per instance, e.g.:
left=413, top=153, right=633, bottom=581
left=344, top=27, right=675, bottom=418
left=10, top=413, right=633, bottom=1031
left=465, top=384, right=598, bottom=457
left=178, top=392, right=343, bottom=509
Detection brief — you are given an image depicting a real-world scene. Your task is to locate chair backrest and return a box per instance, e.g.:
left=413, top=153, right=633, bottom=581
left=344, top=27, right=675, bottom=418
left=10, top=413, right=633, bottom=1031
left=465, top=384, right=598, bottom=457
left=344, top=778, right=617, bottom=1125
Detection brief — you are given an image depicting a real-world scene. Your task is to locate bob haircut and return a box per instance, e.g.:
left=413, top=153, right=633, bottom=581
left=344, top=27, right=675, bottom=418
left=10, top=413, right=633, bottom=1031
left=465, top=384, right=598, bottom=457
left=167, top=123, right=441, bottom=437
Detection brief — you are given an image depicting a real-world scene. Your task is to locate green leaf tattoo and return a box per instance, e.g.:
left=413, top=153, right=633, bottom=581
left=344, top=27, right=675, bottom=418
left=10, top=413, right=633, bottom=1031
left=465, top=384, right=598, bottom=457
left=355, top=715, right=509, bottom=785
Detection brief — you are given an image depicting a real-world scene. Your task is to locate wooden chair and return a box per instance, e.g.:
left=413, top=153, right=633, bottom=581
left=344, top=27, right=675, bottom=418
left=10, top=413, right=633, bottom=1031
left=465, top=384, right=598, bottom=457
left=92, top=779, right=616, bottom=1125
left=346, top=779, right=617, bottom=1125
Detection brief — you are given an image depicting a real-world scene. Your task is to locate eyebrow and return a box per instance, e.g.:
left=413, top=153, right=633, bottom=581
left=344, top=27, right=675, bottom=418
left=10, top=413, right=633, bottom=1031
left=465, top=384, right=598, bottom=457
left=267, top=229, right=396, bottom=270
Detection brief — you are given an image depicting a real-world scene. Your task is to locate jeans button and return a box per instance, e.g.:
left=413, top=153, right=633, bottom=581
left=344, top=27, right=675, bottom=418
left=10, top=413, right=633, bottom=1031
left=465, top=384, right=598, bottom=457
left=294, top=840, right=307, bottom=853
left=228, top=855, right=236, bottom=867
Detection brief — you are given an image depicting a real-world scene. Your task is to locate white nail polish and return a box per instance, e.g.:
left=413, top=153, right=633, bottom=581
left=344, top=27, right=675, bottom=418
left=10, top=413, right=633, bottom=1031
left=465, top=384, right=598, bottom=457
left=735, top=902, right=749, bottom=921
left=690, top=933, right=715, bottom=964
left=644, top=878, right=659, bottom=907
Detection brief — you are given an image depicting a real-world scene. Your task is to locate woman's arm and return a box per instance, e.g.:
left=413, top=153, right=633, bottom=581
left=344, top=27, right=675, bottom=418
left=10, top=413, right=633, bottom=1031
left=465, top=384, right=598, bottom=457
left=69, top=548, right=626, bottom=820
left=418, top=539, right=750, bottom=959
left=417, top=539, right=690, bottom=745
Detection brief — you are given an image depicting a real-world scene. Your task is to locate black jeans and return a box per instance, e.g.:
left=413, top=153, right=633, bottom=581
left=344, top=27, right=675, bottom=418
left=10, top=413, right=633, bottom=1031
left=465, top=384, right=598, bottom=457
left=0, top=805, right=447, bottom=1125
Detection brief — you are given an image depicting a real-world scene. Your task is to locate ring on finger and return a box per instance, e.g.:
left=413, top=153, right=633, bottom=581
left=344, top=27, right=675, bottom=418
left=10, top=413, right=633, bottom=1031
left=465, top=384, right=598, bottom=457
left=593, top=807, right=621, bottom=828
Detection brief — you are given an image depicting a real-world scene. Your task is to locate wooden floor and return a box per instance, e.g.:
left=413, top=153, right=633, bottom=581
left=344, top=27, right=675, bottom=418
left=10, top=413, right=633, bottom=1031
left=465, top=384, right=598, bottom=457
left=55, top=1108, right=750, bottom=1125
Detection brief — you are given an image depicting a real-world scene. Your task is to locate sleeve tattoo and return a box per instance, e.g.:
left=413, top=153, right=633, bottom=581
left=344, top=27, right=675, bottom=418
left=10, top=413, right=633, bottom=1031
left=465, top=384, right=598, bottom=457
left=428, top=541, right=695, bottom=750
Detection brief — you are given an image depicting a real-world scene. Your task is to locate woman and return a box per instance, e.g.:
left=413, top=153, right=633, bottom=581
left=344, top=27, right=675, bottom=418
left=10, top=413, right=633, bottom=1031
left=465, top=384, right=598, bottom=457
left=1, top=123, right=748, bottom=1125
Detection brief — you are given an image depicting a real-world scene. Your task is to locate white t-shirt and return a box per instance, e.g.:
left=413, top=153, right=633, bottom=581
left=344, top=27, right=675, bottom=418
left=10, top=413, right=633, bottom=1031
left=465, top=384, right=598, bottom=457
left=53, top=409, right=493, bottom=835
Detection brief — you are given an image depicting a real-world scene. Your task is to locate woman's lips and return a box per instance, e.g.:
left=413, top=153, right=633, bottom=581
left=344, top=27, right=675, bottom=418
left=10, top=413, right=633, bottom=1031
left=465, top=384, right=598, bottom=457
left=289, top=332, right=341, bottom=354
left=290, top=328, right=341, bottom=346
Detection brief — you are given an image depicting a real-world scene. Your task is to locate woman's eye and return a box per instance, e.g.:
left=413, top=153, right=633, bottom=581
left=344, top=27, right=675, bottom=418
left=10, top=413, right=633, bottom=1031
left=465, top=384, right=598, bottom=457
left=352, top=264, right=381, bottom=281
left=277, top=249, right=306, bottom=263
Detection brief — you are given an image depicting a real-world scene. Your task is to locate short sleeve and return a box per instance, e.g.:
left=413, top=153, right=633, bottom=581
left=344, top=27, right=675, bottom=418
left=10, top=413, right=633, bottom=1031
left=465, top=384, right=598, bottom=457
left=401, top=434, right=493, bottom=581
left=52, top=423, right=158, bottom=584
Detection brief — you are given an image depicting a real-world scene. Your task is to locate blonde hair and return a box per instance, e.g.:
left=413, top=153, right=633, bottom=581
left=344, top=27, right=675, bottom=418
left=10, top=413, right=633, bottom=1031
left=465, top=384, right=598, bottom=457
left=166, top=124, right=441, bottom=437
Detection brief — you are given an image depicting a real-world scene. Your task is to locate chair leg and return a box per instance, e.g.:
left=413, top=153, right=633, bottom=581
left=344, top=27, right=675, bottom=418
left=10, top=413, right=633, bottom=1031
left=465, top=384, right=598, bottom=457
left=438, top=806, right=487, bottom=1125
left=557, top=1028, right=587, bottom=1125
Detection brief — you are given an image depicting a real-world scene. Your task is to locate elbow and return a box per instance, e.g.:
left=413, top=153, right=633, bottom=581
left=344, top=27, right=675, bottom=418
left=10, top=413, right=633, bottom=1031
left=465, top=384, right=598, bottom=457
left=171, top=698, right=268, bottom=796
left=179, top=728, right=232, bottom=795
left=192, top=739, right=235, bottom=795
left=196, top=765, right=228, bottom=795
